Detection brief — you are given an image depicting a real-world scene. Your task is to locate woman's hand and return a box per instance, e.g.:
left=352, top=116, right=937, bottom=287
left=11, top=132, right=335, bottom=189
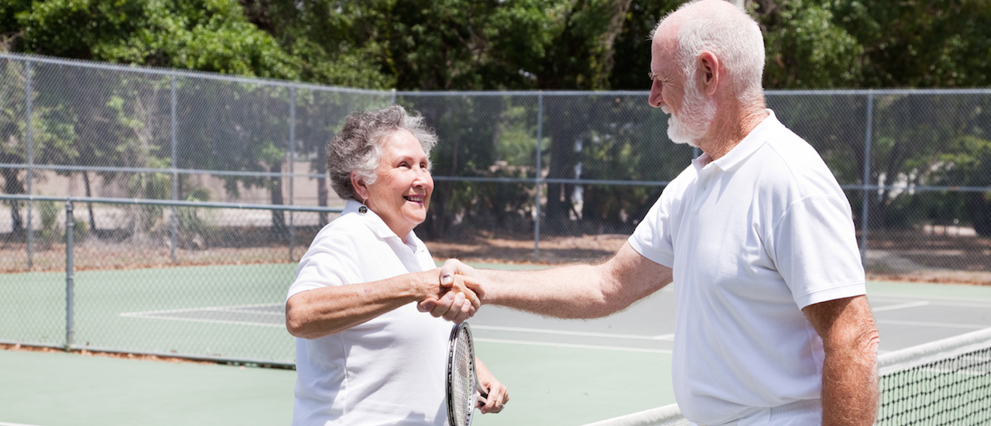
left=476, top=358, right=509, bottom=414
left=418, top=259, right=483, bottom=323
left=418, top=263, right=480, bottom=323
left=416, top=259, right=483, bottom=324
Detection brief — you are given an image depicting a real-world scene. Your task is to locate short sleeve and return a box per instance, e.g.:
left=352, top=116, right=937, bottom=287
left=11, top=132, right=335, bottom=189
left=769, top=195, right=866, bottom=309
left=629, top=193, right=676, bottom=268
left=287, top=231, right=364, bottom=301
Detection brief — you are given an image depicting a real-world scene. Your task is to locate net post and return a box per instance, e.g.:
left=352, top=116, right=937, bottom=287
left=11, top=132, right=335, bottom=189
left=65, top=199, right=75, bottom=351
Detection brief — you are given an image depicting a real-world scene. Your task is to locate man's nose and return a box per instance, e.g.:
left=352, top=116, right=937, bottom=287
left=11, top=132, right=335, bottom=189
left=648, top=80, right=663, bottom=108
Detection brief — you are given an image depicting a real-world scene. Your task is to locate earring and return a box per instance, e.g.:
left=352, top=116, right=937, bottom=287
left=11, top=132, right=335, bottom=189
left=359, top=198, right=368, bottom=214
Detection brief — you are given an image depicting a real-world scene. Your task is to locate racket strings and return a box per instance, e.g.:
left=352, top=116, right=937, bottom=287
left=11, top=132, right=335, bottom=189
left=452, top=328, right=476, bottom=425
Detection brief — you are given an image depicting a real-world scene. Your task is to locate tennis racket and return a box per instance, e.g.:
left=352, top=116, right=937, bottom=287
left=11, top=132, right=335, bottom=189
left=446, top=322, right=488, bottom=426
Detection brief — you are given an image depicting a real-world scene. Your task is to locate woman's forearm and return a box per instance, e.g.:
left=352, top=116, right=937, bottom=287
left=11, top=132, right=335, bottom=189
left=286, top=270, right=436, bottom=339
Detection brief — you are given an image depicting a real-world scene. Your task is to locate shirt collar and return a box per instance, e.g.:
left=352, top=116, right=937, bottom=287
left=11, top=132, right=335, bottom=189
left=343, top=198, right=423, bottom=249
left=694, top=109, right=779, bottom=173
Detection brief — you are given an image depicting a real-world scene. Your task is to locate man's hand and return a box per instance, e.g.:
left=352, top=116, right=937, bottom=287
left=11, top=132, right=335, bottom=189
left=418, top=259, right=483, bottom=323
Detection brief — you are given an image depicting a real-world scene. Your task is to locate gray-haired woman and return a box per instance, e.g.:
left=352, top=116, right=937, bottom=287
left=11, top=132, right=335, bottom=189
left=285, top=105, right=508, bottom=425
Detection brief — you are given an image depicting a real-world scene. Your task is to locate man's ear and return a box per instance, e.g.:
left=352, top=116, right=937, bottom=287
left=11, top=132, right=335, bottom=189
left=698, top=51, right=720, bottom=96
left=351, top=171, right=368, bottom=201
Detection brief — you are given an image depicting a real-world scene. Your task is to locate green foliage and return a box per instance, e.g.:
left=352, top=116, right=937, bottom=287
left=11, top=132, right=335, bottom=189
left=609, top=0, right=682, bottom=90
left=759, top=0, right=862, bottom=88
left=829, top=0, right=991, bottom=88
left=4, top=0, right=991, bottom=239
left=9, top=0, right=297, bottom=79
left=175, top=187, right=214, bottom=240
left=38, top=199, right=59, bottom=238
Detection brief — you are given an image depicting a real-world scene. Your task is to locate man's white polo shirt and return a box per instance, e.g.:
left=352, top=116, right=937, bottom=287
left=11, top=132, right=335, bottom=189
left=287, top=199, right=451, bottom=426
left=629, top=110, right=866, bottom=425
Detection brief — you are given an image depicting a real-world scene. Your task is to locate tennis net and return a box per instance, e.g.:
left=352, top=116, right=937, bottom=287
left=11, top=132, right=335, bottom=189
left=586, top=327, right=991, bottom=426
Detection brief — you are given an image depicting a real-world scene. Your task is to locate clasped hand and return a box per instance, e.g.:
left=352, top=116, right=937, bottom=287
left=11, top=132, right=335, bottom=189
left=418, top=259, right=482, bottom=323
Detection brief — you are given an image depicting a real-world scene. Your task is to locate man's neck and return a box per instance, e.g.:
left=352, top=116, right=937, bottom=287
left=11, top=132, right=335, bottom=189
left=697, top=107, right=769, bottom=161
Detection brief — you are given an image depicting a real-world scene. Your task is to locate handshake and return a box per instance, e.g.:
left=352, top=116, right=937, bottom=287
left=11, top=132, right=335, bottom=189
left=417, top=259, right=483, bottom=324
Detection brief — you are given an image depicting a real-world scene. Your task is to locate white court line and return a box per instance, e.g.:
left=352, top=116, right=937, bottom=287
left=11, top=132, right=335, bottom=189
left=1, top=422, right=42, bottom=426
left=119, top=303, right=284, bottom=327
left=472, top=325, right=673, bottom=341
left=118, top=314, right=284, bottom=328
left=118, top=303, right=282, bottom=317
left=872, top=301, right=930, bottom=312
left=876, top=319, right=991, bottom=329
left=475, top=337, right=672, bottom=354
left=870, top=293, right=991, bottom=306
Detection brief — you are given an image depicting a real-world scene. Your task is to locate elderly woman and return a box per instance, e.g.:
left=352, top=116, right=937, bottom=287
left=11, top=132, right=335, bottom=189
left=285, top=105, right=508, bottom=426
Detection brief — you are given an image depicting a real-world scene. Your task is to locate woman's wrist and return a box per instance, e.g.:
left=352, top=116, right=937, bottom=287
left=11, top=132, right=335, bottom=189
left=414, top=269, right=441, bottom=302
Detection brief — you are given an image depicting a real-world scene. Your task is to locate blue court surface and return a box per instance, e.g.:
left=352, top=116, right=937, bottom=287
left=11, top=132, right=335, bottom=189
left=2, top=276, right=991, bottom=426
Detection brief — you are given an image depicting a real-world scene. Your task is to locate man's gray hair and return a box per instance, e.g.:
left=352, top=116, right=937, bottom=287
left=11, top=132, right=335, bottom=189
left=327, top=105, right=438, bottom=201
left=655, top=0, right=765, bottom=106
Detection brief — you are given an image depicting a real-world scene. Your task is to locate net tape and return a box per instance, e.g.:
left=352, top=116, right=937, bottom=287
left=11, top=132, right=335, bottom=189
left=584, top=327, right=991, bottom=426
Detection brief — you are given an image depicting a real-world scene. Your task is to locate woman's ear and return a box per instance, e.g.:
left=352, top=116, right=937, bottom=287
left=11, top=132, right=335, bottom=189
left=351, top=171, right=368, bottom=201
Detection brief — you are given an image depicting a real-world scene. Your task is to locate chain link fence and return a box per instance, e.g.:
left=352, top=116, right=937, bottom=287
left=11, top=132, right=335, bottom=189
left=2, top=53, right=990, bottom=364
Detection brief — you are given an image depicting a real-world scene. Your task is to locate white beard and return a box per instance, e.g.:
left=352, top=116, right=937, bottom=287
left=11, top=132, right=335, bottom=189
left=665, top=81, right=716, bottom=148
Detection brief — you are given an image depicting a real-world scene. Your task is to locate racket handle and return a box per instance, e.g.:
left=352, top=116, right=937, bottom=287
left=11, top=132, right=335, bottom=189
left=476, top=383, right=489, bottom=406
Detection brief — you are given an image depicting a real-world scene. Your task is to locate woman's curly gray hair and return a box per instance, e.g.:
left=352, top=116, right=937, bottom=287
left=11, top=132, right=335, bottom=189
left=327, top=105, right=438, bottom=201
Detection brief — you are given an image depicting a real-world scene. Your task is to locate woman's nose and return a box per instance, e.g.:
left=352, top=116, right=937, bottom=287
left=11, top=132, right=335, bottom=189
left=412, top=167, right=431, bottom=185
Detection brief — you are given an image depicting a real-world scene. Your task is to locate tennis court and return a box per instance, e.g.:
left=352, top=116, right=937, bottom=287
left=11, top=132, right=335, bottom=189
left=2, top=261, right=991, bottom=425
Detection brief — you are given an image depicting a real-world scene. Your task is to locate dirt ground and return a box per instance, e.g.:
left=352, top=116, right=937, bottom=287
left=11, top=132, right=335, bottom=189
left=425, top=231, right=991, bottom=286
left=2, top=229, right=990, bottom=285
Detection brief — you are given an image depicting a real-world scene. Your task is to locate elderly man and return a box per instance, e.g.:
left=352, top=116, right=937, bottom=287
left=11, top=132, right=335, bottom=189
left=423, top=0, right=879, bottom=424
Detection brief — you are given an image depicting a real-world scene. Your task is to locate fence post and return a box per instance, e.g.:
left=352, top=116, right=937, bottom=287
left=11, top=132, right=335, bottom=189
left=170, top=74, right=178, bottom=262
left=289, top=86, right=296, bottom=261
left=65, top=199, right=75, bottom=351
left=534, top=92, right=543, bottom=261
left=860, top=90, right=874, bottom=262
left=26, top=60, right=34, bottom=270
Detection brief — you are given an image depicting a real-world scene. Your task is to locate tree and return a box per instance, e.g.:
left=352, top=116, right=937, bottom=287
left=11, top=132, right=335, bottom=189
left=0, top=58, right=79, bottom=234
left=239, top=0, right=395, bottom=89
left=2, top=0, right=303, bottom=232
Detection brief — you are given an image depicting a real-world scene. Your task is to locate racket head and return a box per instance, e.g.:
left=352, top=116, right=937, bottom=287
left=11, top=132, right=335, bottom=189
left=446, top=322, right=478, bottom=426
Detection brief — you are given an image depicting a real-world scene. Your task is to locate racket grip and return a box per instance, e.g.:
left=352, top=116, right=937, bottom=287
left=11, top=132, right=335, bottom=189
left=476, top=383, right=489, bottom=406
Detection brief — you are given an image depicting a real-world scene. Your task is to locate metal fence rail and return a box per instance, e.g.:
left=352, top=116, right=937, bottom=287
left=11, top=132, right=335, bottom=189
left=2, top=53, right=991, bottom=364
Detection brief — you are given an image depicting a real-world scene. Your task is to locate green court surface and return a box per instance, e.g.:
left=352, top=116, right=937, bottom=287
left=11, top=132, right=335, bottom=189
left=0, top=348, right=295, bottom=426
left=0, top=335, right=672, bottom=426
left=3, top=261, right=991, bottom=426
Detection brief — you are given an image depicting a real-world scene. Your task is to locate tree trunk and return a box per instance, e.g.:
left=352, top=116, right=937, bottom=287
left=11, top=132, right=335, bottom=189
left=317, top=139, right=329, bottom=227
left=83, top=171, right=97, bottom=232
left=3, top=168, right=25, bottom=233
left=543, top=98, right=581, bottom=233
left=270, top=162, right=287, bottom=235
left=965, top=192, right=991, bottom=237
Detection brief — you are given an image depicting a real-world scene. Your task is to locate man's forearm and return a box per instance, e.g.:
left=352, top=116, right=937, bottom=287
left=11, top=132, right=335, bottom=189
left=820, top=307, right=880, bottom=425
left=478, top=264, right=622, bottom=319
left=803, top=295, right=880, bottom=425
left=821, top=346, right=879, bottom=425
left=476, top=243, right=672, bottom=319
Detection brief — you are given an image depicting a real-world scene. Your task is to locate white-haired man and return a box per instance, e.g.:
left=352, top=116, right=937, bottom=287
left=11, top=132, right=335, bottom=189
left=422, top=0, right=879, bottom=424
